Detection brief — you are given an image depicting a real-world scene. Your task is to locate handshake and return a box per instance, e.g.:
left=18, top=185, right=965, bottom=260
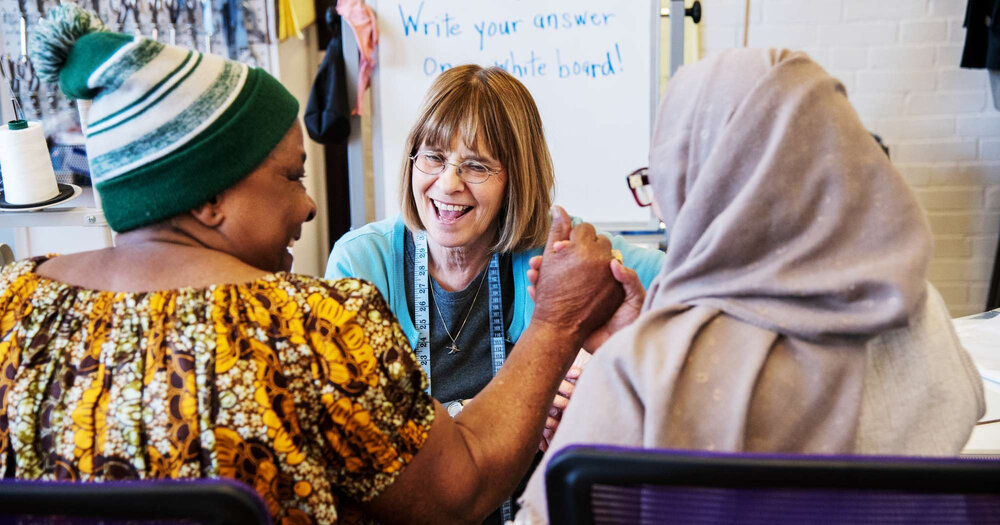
left=527, top=205, right=647, bottom=352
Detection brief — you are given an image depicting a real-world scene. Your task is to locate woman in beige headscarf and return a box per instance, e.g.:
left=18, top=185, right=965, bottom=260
left=515, top=48, right=985, bottom=523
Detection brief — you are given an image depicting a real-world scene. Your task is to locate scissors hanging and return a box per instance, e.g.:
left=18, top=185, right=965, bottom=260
left=13, top=2, right=41, bottom=118
left=0, top=55, right=25, bottom=121
left=111, top=0, right=141, bottom=34
left=147, top=0, right=161, bottom=40
left=165, top=0, right=182, bottom=44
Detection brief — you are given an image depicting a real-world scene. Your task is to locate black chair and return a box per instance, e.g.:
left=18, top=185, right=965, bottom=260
left=0, top=478, right=272, bottom=524
left=546, top=445, right=1000, bottom=524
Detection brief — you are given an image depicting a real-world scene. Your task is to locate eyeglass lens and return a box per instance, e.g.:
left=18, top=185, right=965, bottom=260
left=627, top=169, right=652, bottom=207
left=413, top=153, right=494, bottom=183
left=634, top=185, right=653, bottom=206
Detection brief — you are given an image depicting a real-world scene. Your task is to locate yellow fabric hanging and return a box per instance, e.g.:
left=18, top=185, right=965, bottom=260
left=278, top=0, right=316, bottom=40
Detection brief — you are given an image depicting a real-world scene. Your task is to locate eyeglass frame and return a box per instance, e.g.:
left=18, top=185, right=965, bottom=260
left=409, top=152, right=503, bottom=185
left=626, top=167, right=652, bottom=207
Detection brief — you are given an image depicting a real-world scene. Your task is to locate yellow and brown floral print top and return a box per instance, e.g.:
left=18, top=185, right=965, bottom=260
left=0, top=257, right=434, bottom=524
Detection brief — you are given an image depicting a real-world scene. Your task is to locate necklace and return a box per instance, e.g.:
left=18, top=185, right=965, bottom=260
left=430, top=268, right=488, bottom=354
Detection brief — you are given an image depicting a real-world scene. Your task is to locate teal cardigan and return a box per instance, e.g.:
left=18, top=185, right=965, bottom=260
left=324, top=216, right=665, bottom=348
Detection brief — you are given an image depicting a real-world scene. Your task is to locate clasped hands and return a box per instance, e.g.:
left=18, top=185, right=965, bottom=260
left=528, top=206, right=647, bottom=451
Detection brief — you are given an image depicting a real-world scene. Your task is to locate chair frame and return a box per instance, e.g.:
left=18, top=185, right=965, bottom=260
left=0, top=478, right=272, bottom=525
left=546, top=445, right=1000, bottom=525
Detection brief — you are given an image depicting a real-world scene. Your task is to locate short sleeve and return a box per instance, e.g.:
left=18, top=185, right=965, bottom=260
left=302, top=277, right=434, bottom=502
left=571, top=216, right=666, bottom=288
left=608, top=233, right=666, bottom=288
left=324, top=238, right=356, bottom=280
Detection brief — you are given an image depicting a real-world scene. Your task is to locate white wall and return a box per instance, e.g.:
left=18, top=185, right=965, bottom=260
left=699, top=0, right=1000, bottom=316
left=277, top=27, right=329, bottom=277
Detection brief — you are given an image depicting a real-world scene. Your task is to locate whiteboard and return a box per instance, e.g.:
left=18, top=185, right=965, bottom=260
left=370, top=0, right=659, bottom=225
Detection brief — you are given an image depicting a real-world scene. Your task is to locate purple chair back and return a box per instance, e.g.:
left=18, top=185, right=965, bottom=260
left=546, top=445, right=1000, bottom=524
left=0, top=478, right=272, bottom=525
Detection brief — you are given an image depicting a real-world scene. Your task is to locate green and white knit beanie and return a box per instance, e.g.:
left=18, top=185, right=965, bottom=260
left=30, top=3, right=299, bottom=232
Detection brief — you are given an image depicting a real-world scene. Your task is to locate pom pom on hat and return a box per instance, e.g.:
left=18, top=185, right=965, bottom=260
left=30, top=2, right=107, bottom=84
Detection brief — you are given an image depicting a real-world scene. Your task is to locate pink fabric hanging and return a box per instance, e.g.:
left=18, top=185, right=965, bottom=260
left=336, top=0, right=378, bottom=115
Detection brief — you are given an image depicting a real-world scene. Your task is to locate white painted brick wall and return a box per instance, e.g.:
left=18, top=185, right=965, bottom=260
left=971, top=284, right=990, bottom=305
left=957, top=116, right=1000, bottom=136
left=906, top=91, right=987, bottom=115
left=948, top=19, right=968, bottom=42
left=764, top=1, right=841, bottom=24
left=932, top=236, right=973, bottom=257
left=902, top=20, right=949, bottom=43
left=847, top=93, right=906, bottom=117
left=914, top=188, right=984, bottom=210
left=844, top=0, right=927, bottom=22
left=937, top=44, right=966, bottom=67
left=983, top=139, right=1000, bottom=161
left=697, top=0, right=1000, bottom=316
left=749, top=25, right=820, bottom=48
left=830, top=47, right=868, bottom=69
left=870, top=116, right=956, bottom=140
left=931, top=0, right=969, bottom=17
left=939, top=69, right=989, bottom=90
left=894, top=139, right=978, bottom=163
left=819, top=24, right=899, bottom=46
left=869, top=47, right=936, bottom=69
left=856, top=70, right=937, bottom=93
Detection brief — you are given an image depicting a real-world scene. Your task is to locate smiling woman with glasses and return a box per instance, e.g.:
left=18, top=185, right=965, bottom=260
left=325, top=65, right=665, bottom=523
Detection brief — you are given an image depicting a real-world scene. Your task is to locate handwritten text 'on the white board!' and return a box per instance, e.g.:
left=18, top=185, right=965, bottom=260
left=397, top=2, right=625, bottom=80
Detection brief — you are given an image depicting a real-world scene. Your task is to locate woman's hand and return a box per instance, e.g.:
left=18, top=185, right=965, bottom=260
left=539, top=364, right=582, bottom=452
left=528, top=246, right=646, bottom=352
left=528, top=207, right=625, bottom=347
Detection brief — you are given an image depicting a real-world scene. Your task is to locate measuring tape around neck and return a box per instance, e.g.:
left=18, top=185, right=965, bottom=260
left=412, top=231, right=512, bottom=522
left=413, top=230, right=506, bottom=390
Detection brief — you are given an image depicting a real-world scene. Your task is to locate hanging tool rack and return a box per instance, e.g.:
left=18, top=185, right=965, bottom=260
left=0, top=0, right=274, bottom=133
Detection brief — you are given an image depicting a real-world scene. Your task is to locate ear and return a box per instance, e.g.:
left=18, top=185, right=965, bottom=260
left=189, top=196, right=225, bottom=228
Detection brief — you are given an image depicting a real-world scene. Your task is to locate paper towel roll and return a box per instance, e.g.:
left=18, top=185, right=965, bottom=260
left=0, top=121, right=60, bottom=205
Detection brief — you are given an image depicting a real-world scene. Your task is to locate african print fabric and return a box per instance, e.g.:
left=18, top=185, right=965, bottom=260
left=0, top=257, right=434, bottom=524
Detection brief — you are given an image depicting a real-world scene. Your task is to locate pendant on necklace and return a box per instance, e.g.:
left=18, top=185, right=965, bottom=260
left=449, top=343, right=460, bottom=354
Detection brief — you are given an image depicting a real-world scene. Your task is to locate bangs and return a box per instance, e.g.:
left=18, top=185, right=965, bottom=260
left=414, top=82, right=502, bottom=160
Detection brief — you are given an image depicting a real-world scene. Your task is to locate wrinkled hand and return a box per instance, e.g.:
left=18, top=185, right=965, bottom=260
left=539, top=364, right=582, bottom=452
left=529, top=252, right=646, bottom=351
left=529, top=206, right=624, bottom=346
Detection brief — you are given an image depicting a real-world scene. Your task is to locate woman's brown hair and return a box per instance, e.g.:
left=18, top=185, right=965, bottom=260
left=399, top=65, right=554, bottom=253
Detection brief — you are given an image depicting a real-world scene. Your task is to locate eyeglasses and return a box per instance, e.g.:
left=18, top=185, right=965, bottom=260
left=410, top=152, right=502, bottom=184
left=626, top=167, right=652, bottom=207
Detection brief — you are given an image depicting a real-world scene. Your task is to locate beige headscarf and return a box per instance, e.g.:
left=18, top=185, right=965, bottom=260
left=515, top=49, right=984, bottom=524
left=646, top=48, right=931, bottom=339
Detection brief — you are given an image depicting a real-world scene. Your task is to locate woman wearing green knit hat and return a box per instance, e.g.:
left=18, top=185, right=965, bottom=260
left=0, top=4, right=631, bottom=523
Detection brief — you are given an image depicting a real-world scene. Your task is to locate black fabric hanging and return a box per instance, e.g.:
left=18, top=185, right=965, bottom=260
left=961, top=0, right=1000, bottom=69
left=305, top=7, right=351, bottom=145
left=308, top=4, right=353, bottom=248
